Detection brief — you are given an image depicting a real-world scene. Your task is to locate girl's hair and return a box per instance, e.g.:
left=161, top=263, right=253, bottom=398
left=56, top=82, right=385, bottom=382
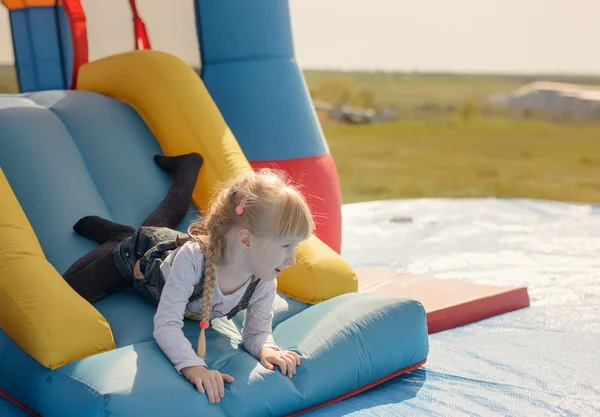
left=187, top=168, right=315, bottom=359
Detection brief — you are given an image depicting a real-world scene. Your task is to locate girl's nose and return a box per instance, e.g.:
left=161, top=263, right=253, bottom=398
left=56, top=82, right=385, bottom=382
left=287, top=250, right=296, bottom=265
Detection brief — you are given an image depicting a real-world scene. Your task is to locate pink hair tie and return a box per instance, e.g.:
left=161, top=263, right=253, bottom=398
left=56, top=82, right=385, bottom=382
left=199, top=320, right=210, bottom=329
left=235, top=195, right=248, bottom=215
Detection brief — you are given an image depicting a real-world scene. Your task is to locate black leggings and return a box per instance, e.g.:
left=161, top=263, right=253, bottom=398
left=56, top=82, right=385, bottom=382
left=62, top=153, right=203, bottom=303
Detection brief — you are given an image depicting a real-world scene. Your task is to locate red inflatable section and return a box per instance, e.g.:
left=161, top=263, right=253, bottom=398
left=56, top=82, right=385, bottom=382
left=250, top=154, right=342, bottom=253
left=62, top=0, right=88, bottom=89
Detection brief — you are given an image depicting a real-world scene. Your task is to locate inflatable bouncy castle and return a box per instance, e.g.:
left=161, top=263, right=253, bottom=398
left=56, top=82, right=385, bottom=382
left=0, top=1, right=429, bottom=416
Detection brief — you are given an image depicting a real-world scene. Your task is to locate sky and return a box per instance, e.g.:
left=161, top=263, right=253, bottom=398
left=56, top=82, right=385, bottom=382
left=1, top=0, right=599, bottom=74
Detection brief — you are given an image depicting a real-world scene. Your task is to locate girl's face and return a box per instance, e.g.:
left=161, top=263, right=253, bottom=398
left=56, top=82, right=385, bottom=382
left=244, top=233, right=300, bottom=282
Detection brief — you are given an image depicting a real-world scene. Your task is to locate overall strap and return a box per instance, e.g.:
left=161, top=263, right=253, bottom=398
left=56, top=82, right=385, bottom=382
left=225, top=276, right=261, bottom=320
left=188, top=270, right=261, bottom=320
left=187, top=240, right=261, bottom=321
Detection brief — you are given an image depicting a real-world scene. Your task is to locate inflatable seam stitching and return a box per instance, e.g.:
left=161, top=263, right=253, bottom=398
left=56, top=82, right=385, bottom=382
left=52, top=367, right=106, bottom=413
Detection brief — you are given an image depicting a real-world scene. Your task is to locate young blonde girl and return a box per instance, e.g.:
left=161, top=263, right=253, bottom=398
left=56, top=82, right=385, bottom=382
left=63, top=154, right=314, bottom=405
left=150, top=167, right=315, bottom=404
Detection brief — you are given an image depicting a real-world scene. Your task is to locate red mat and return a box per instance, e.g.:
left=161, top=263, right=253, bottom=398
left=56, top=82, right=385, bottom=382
left=356, top=267, right=530, bottom=333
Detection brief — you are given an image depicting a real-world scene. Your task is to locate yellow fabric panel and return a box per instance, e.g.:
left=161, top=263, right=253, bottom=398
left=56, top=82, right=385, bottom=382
left=1, top=0, right=59, bottom=10
left=278, top=235, right=359, bottom=304
left=0, top=176, right=44, bottom=260
left=0, top=169, right=116, bottom=369
left=76, top=50, right=358, bottom=303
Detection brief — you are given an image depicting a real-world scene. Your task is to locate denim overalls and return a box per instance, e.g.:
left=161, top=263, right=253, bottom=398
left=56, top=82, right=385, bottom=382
left=112, top=226, right=259, bottom=320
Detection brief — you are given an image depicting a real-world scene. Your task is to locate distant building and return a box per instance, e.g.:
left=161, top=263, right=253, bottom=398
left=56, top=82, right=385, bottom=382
left=488, top=81, right=600, bottom=117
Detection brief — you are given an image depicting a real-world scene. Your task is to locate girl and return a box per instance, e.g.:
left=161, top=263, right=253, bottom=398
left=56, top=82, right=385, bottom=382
left=63, top=153, right=315, bottom=405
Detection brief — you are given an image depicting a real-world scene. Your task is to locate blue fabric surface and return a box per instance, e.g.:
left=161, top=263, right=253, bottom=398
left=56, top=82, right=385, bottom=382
left=0, top=330, right=104, bottom=417
left=0, top=397, right=31, bottom=417
left=8, top=7, right=71, bottom=93
left=196, top=0, right=294, bottom=63
left=0, top=91, right=429, bottom=417
left=197, top=0, right=329, bottom=161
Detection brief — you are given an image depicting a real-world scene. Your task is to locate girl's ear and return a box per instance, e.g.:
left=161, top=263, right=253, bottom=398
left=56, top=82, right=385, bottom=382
left=237, top=228, right=251, bottom=251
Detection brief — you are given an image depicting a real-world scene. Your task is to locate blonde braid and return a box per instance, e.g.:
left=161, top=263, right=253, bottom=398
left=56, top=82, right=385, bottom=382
left=196, top=229, right=224, bottom=360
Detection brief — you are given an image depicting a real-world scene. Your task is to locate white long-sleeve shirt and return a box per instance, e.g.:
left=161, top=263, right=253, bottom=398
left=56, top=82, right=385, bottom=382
left=153, top=240, right=279, bottom=373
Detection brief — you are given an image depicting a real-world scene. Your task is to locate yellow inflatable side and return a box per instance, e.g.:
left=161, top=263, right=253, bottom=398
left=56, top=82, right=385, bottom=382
left=76, top=50, right=358, bottom=304
left=0, top=169, right=116, bottom=369
left=279, top=235, right=358, bottom=304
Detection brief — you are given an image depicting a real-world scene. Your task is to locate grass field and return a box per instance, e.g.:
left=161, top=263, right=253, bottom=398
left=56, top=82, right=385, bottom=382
left=2, top=65, right=600, bottom=205
left=306, top=71, right=524, bottom=110
left=324, top=119, right=600, bottom=204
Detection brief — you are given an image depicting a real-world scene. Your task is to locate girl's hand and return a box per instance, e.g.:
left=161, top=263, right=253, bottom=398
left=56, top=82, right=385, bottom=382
left=259, top=347, right=301, bottom=378
left=181, top=365, right=234, bottom=404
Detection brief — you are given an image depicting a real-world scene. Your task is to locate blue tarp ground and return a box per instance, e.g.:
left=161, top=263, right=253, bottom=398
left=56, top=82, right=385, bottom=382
left=305, top=198, right=600, bottom=416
